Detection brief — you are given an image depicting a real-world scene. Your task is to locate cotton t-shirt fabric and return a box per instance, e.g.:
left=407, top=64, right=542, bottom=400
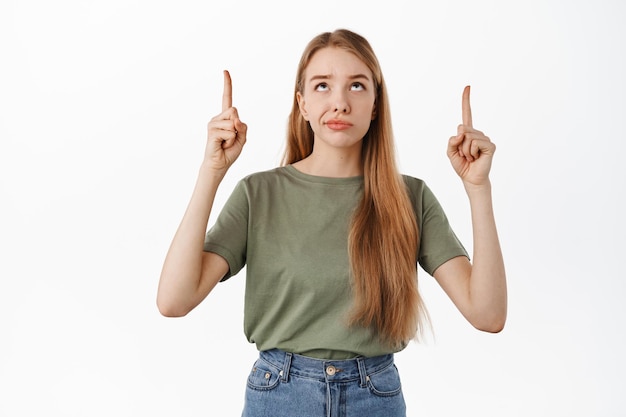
left=204, top=165, right=468, bottom=360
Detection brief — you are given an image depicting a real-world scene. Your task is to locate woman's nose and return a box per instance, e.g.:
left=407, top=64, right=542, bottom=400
left=333, top=91, right=350, bottom=113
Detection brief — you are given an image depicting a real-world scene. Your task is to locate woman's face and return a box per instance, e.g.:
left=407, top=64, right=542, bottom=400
left=297, top=47, right=377, bottom=153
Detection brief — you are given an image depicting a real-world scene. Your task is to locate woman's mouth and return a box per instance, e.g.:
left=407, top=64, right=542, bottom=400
left=325, top=119, right=352, bottom=130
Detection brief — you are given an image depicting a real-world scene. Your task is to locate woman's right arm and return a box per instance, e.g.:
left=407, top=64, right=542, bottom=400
left=157, top=70, right=247, bottom=317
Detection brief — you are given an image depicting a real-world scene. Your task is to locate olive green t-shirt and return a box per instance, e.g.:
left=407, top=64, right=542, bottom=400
left=204, top=165, right=468, bottom=359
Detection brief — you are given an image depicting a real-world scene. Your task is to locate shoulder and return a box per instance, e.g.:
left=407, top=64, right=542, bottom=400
left=401, top=174, right=429, bottom=198
left=400, top=174, right=444, bottom=215
left=401, top=174, right=425, bottom=188
left=231, top=167, right=297, bottom=201
left=238, top=166, right=291, bottom=187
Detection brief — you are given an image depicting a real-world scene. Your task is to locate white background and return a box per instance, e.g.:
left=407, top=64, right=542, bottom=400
left=1, top=0, right=625, bottom=416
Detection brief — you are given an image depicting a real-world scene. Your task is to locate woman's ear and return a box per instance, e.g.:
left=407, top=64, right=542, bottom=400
left=297, top=92, right=309, bottom=121
left=371, top=102, right=377, bottom=120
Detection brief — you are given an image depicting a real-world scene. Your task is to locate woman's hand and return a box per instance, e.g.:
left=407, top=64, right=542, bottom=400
left=447, top=86, right=495, bottom=187
left=437, top=87, right=507, bottom=333
left=204, top=70, right=247, bottom=177
left=157, top=70, right=243, bottom=317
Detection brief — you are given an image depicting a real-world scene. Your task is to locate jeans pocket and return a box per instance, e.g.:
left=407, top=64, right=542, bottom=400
left=367, top=363, right=403, bottom=397
left=246, top=359, right=281, bottom=391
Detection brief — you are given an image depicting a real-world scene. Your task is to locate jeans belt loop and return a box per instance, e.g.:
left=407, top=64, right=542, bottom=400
left=281, top=351, right=293, bottom=382
left=357, top=357, right=368, bottom=388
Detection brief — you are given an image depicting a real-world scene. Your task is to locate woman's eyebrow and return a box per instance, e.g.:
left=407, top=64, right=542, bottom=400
left=307, top=73, right=372, bottom=82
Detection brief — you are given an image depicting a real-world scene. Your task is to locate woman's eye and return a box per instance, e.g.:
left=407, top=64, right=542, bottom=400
left=315, top=83, right=329, bottom=91
left=351, top=82, right=365, bottom=91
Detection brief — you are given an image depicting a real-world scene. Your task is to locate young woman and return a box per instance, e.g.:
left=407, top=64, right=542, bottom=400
left=157, top=29, right=506, bottom=416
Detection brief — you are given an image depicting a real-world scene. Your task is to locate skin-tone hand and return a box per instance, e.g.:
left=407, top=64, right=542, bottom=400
left=205, top=70, right=247, bottom=177
left=434, top=85, right=506, bottom=333
left=447, top=86, right=495, bottom=187
left=156, top=70, right=244, bottom=317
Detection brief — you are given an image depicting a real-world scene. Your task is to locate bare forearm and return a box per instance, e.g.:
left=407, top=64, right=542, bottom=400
left=157, top=71, right=247, bottom=316
left=465, top=181, right=507, bottom=331
left=157, top=164, right=223, bottom=316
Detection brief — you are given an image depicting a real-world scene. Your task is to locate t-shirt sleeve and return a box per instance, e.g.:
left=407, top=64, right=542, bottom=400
left=203, top=179, right=249, bottom=281
left=412, top=180, right=469, bottom=276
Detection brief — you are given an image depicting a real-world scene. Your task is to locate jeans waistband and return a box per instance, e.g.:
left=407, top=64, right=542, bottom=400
left=258, top=348, right=395, bottom=387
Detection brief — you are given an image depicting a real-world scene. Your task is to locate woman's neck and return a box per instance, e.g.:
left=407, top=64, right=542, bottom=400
left=292, top=146, right=363, bottom=178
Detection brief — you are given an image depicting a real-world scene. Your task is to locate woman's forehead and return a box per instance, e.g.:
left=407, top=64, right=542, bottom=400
left=303, top=47, right=372, bottom=81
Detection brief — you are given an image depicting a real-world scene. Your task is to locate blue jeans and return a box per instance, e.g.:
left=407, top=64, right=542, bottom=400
left=242, top=349, right=406, bottom=417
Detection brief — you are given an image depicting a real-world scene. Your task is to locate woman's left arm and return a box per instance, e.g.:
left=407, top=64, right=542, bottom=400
left=433, top=86, right=507, bottom=332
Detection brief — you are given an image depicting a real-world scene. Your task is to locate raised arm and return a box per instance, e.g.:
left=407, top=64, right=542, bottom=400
left=433, top=86, right=507, bottom=332
left=157, top=70, right=247, bottom=317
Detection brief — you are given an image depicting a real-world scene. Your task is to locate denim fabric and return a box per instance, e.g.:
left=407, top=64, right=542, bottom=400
left=242, top=349, right=406, bottom=417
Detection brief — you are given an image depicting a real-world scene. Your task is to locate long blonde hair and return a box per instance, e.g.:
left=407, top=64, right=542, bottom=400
left=282, top=29, right=428, bottom=347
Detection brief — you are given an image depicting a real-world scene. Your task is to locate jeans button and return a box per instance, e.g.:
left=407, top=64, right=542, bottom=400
left=326, top=365, right=336, bottom=376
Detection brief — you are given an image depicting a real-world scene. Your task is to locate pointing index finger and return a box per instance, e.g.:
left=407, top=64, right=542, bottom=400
left=462, top=85, right=472, bottom=128
left=222, top=70, right=232, bottom=112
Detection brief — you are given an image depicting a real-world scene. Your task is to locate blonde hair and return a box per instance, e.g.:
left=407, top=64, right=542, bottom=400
left=282, top=29, right=429, bottom=347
